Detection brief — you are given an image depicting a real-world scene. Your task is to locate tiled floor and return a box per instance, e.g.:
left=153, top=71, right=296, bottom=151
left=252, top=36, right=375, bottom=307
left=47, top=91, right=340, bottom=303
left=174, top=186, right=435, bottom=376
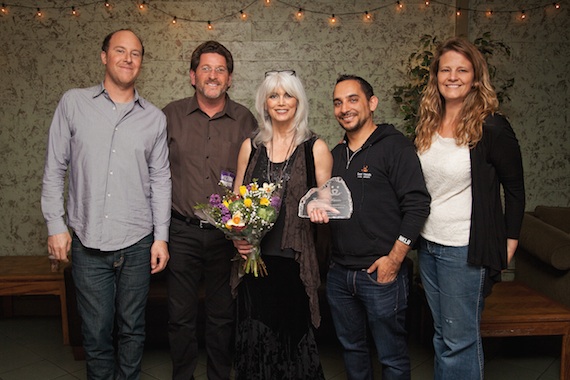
left=0, top=316, right=561, bottom=380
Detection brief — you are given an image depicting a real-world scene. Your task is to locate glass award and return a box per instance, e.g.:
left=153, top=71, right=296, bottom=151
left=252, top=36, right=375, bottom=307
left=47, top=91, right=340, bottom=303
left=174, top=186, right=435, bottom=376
left=298, top=177, right=353, bottom=219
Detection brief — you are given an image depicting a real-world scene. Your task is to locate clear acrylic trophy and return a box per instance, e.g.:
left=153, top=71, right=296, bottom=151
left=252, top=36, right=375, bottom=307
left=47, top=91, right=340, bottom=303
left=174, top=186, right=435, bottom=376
left=298, top=177, right=353, bottom=219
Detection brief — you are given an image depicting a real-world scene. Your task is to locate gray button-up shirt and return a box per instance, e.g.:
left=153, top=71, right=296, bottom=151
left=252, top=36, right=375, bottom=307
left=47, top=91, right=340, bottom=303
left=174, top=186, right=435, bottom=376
left=41, top=84, right=171, bottom=251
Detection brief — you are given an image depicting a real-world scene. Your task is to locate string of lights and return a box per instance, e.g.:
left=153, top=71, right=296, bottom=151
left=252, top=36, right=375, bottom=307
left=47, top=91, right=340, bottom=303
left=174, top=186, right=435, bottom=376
left=0, top=1, right=563, bottom=29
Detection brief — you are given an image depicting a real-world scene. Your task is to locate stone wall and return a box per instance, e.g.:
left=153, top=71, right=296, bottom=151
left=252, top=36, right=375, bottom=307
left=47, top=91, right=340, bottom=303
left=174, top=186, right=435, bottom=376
left=0, top=0, right=567, bottom=255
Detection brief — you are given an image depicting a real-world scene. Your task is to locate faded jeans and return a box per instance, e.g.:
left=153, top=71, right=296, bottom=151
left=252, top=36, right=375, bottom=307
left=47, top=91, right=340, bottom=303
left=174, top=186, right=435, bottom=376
left=418, top=238, right=486, bottom=380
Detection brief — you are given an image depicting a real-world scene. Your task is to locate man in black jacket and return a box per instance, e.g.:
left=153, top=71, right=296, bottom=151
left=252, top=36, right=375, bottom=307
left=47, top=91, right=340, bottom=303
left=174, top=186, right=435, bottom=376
left=313, top=75, right=430, bottom=380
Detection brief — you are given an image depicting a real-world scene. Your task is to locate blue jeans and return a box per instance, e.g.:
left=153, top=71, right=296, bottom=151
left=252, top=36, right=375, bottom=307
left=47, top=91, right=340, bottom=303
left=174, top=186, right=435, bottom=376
left=418, top=238, right=486, bottom=380
left=326, top=261, right=410, bottom=380
left=72, top=234, right=152, bottom=380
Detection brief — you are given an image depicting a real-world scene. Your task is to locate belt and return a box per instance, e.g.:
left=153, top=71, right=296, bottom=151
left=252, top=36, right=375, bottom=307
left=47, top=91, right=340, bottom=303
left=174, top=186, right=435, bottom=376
left=171, top=209, right=216, bottom=230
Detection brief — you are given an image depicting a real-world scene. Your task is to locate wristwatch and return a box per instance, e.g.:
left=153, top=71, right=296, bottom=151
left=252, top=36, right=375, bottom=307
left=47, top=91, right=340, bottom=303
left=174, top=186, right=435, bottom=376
left=398, top=235, right=412, bottom=246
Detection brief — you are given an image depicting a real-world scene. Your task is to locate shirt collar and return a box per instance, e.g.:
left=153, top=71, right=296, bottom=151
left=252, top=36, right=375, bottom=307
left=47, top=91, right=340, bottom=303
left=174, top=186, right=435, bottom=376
left=186, top=93, right=236, bottom=120
left=93, top=82, right=144, bottom=108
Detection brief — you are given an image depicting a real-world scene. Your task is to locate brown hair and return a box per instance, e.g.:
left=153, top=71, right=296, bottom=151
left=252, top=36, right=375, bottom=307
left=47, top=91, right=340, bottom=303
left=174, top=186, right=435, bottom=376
left=189, top=40, right=233, bottom=74
left=415, top=37, right=499, bottom=152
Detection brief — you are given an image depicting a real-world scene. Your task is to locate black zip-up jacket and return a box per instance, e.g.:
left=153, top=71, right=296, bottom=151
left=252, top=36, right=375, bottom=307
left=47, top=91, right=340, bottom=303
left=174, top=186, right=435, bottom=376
left=330, top=123, right=431, bottom=269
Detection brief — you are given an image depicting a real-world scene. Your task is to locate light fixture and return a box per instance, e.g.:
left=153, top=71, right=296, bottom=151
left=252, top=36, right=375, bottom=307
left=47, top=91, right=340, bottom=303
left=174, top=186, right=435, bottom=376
left=329, top=14, right=337, bottom=24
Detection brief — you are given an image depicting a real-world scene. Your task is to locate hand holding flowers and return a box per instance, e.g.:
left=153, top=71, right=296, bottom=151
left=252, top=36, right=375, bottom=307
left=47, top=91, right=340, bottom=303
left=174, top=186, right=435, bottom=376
left=195, top=180, right=282, bottom=277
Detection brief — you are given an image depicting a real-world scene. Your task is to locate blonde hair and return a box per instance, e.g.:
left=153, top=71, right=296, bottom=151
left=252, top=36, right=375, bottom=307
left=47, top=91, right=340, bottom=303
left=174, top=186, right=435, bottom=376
left=253, top=71, right=312, bottom=148
left=415, top=37, right=499, bottom=153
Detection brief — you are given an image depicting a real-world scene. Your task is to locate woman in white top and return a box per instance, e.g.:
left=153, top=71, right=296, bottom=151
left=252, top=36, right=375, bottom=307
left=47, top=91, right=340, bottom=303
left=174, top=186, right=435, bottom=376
left=415, top=37, right=525, bottom=380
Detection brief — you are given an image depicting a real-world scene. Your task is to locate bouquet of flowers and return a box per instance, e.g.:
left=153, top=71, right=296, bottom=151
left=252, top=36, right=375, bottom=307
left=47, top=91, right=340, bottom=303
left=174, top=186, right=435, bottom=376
left=195, top=180, right=282, bottom=277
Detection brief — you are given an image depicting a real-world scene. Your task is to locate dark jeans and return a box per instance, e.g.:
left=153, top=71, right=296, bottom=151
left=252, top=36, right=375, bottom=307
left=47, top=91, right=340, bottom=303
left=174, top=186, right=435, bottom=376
left=167, top=218, right=236, bottom=380
left=326, top=261, right=410, bottom=380
left=72, top=234, right=152, bottom=380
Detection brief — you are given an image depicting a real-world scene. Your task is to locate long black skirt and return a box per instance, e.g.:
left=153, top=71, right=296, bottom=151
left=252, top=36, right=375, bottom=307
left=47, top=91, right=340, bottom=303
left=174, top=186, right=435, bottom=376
left=234, top=255, right=325, bottom=380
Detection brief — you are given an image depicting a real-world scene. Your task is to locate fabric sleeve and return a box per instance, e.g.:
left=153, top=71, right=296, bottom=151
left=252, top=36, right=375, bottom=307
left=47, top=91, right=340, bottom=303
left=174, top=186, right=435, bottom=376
left=488, top=116, right=525, bottom=239
left=390, top=143, right=431, bottom=245
left=149, top=114, right=172, bottom=242
left=41, top=92, right=72, bottom=236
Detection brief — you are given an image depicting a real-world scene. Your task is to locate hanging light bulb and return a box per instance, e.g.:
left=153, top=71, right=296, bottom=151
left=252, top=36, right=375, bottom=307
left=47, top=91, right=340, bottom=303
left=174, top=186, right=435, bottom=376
left=520, top=10, right=526, bottom=19
left=554, top=3, right=561, bottom=9
left=104, top=1, right=110, bottom=8
left=240, top=10, right=248, bottom=20
left=295, top=8, right=303, bottom=19
left=397, top=1, right=403, bottom=10
left=456, top=8, right=462, bottom=16
left=486, top=10, right=493, bottom=17
left=1, top=3, right=7, bottom=14
left=207, top=21, right=213, bottom=30
left=425, top=1, right=430, bottom=6
left=71, top=6, right=78, bottom=16
left=329, top=14, right=337, bottom=25
left=138, top=1, right=146, bottom=10
left=363, top=11, right=372, bottom=21
left=171, top=16, right=177, bottom=24
left=36, top=8, right=43, bottom=17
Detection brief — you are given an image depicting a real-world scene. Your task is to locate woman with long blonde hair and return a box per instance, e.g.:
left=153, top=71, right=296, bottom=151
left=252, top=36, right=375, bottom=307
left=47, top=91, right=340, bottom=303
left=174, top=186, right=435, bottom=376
left=415, top=37, right=525, bottom=379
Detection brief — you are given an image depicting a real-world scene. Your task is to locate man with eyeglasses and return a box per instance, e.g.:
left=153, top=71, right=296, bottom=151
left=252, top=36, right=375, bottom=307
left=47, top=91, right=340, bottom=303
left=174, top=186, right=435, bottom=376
left=162, top=40, right=257, bottom=380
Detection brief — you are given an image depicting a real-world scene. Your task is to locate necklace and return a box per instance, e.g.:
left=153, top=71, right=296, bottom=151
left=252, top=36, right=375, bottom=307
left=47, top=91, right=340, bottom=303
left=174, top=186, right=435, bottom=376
left=266, top=134, right=296, bottom=185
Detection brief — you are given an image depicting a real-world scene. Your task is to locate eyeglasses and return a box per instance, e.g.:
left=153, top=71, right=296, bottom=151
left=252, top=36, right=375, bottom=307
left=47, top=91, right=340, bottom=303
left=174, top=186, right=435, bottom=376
left=199, top=66, right=228, bottom=74
left=264, top=70, right=296, bottom=77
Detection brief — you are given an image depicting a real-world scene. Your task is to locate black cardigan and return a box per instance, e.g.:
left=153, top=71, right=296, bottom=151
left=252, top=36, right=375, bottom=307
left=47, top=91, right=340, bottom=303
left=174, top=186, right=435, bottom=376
left=468, top=114, right=525, bottom=296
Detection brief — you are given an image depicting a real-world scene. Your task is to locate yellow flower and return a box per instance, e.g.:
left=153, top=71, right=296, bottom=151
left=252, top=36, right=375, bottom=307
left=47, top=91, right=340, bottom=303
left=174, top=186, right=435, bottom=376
left=251, top=183, right=258, bottom=191
left=244, top=198, right=252, bottom=207
left=223, top=200, right=230, bottom=208
left=259, top=197, right=269, bottom=206
left=239, top=185, right=247, bottom=196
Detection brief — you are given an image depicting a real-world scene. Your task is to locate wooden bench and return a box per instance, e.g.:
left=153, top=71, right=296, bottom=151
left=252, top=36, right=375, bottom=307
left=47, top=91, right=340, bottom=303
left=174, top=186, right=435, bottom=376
left=0, top=256, right=69, bottom=345
left=481, top=280, right=570, bottom=379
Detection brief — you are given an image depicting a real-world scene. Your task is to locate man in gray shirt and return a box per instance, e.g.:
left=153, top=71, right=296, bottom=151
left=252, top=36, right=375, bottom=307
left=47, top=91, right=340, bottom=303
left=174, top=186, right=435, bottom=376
left=41, top=29, right=171, bottom=380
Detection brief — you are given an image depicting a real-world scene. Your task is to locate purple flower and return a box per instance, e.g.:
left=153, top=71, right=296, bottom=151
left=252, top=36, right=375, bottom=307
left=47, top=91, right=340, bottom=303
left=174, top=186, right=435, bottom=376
left=220, top=206, right=231, bottom=224
left=209, top=193, right=222, bottom=206
left=270, top=196, right=281, bottom=209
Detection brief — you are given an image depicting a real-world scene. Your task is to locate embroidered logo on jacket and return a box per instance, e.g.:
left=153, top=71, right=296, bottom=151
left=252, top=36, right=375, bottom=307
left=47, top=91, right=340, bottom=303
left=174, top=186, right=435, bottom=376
left=357, top=165, right=372, bottom=179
